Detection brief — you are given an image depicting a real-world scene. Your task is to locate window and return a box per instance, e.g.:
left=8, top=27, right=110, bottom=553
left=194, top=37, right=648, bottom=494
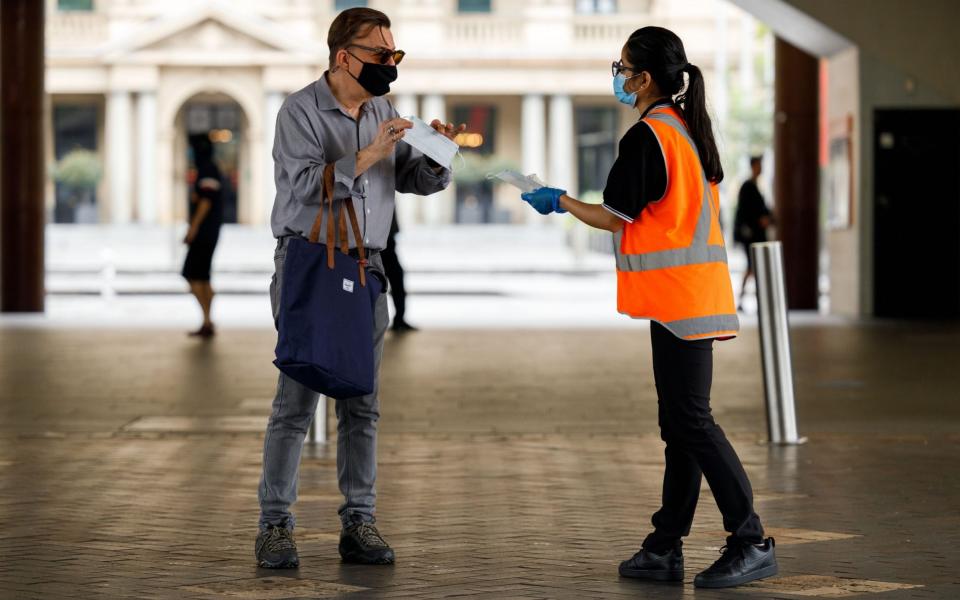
left=334, top=0, right=367, bottom=10
left=576, top=107, right=618, bottom=195
left=458, top=0, right=492, bottom=14
left=58, top=0, right=94, bottom=11
left=53, top=104, right=99, bottom=224
left=575, top=0, right=617, bottom=14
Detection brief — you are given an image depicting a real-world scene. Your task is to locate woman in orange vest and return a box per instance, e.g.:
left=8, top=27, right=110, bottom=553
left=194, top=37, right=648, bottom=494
left=520, top=26, right=777, bottom=589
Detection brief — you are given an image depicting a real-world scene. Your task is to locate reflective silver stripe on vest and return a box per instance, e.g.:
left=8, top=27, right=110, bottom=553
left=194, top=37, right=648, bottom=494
left=614, top=111, right=723, bottom=273
left=664, top=314, right=740, bottom=339
left=613, top=236, right=728, bottom=271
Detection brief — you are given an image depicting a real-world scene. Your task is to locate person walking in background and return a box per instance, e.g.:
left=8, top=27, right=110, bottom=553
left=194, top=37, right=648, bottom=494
left=518, top=26, right=777, bottom=589
left=380, top=209, right=416, bottom=332
left=182, top=133, right=223, bottom=338
left=733, top=155, right=773, bottom=311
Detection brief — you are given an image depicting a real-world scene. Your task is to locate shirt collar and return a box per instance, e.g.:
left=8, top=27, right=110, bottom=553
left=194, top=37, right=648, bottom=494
left=315, top=72, right=371, bottom=116
left=640, top=98, right=674, bottom=120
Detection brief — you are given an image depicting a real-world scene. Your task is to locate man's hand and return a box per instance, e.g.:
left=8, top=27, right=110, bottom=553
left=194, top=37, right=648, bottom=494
left=429, top=120, right=467, bottom=142
left=521, top=187, right=567, bottom=215
left=357, top=118, right=412, bottom=174
left=183, top=229, right=197, bottom=245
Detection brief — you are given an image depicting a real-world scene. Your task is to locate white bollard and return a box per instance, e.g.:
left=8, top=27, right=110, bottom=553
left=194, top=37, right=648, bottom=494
left=100, top=247, right=116, bottom=301
left=750, top=242, right=806, bottom=445
left=306, top=396, right=328, bottom=445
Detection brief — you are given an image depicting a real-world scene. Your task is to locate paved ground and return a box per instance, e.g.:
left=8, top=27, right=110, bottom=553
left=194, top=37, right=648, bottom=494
left=2, top=319, right=958, bottom=598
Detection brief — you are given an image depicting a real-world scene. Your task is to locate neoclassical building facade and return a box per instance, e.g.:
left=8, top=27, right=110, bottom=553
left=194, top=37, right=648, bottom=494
left=45, top=0, right=761, bottom=227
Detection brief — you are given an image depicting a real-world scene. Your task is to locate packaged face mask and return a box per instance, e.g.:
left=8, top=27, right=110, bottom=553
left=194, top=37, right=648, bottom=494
left=401, top=115, right=460, bottom=169
left=486, top=169, right=547, bottom=193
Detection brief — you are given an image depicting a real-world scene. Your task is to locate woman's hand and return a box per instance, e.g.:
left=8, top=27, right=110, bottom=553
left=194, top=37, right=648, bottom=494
left=521, top=187, right=567, bottom=215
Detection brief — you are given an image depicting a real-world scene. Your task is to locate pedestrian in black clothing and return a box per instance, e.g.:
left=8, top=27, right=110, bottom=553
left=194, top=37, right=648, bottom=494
left=733, top=155, right=773, bottom=310
left=380, top=210, right=416, bottom=332
left=182, top=133, right=223, bottom=338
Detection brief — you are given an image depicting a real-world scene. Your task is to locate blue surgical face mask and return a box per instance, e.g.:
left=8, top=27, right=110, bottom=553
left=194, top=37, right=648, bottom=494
left=613, top=74, right=638, bottom=107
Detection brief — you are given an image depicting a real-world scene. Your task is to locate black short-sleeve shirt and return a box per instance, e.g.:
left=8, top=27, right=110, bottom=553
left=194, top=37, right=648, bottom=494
left=601, top=101, right=672, bottom=223
left=190, top=162, right=223, bottom=242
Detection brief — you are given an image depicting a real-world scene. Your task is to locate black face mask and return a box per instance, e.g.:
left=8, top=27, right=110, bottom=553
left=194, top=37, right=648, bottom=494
left=347, top=52, right=397, bottom=97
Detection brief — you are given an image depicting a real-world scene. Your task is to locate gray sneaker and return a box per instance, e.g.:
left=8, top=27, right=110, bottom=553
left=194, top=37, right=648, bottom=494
left=255, top=524, right=299, bottom=569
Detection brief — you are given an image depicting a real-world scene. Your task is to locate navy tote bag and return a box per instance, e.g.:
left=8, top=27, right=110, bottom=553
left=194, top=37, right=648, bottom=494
left=273, top=164, right=383, bottom=399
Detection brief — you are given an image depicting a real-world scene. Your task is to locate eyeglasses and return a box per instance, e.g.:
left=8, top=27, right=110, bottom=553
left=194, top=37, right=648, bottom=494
left=611, top=60, right=638, bottom=77
left=348, top=44, right=406, bottom=65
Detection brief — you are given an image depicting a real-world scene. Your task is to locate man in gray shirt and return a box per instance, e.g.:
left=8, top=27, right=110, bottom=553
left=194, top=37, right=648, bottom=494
left=255, top=7, right=461, bottom=569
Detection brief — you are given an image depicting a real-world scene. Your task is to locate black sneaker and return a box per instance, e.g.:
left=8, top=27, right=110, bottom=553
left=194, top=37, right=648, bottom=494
left=694, top=537, right=778, bottom=588
left=618, top=546, right=684, bottom=582
left=255, top=524, right=299, bottom=569
left=339, top=521, right=395, bottom=565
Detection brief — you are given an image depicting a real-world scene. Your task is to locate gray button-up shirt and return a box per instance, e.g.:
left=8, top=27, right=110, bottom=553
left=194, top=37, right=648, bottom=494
left=270, top=74, right=451, bottom=249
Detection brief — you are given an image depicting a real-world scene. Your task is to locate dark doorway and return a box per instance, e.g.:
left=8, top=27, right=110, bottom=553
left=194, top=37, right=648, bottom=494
left=874, top=109, right=960, bottom=318
left=184, top=102, right=241, bottom=224
left=575, top=106, right=617, bottom=197
left=452, top=104, right=498, bottom=224
left=52, top=104, right=99, bottom=223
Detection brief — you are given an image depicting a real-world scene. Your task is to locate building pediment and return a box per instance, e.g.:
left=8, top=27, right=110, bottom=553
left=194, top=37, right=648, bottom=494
left=101, top=2, right=321, bottom=65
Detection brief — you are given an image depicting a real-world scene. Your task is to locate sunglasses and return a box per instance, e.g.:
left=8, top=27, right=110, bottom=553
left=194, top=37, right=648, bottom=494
left=611, top=60, right=639, bottom=77
left=349, top=44, right=406, bottom=65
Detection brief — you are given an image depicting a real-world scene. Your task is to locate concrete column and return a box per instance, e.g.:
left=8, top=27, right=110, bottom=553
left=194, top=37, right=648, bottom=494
left=522, top=94, right=548, bottom=225
left=774, top=37, right=819, bottom=310
left=392, top=93, right=420, bottom=226
left=548, top=94, right=575, bottom=194
left=264, top=91, right=284, bottom=224
left=0, top=0, right=45, bottom=312
left=135, top=91, right=157, bottom=223
left=522, top=94, right=546, bottom=178
left=107, top=90, right=134, bottom=224
left=420, top=93, right=449, bottom=225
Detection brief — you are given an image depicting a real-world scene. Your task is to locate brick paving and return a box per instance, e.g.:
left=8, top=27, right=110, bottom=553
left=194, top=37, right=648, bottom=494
left=1, top=322, right=958, bottom=598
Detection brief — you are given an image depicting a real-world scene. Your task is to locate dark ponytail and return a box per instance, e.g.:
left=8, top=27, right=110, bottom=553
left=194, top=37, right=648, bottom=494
left=624, top=27, right=724, bottom=184
left=676, top=63, right=723, bottom=183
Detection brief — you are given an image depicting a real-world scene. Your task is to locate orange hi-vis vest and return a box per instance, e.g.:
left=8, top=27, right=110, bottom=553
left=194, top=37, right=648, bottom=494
left=613, top=106, right=739, bottom=340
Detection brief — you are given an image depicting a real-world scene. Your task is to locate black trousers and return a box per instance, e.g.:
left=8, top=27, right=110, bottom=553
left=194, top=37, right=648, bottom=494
left=642, top=322, right=764, bottom=552
left=380, top=227, right=406, bottom=323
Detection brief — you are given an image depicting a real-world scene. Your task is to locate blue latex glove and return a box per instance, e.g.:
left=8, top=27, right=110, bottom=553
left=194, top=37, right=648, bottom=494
left=521, top=187, right=567, bottom=215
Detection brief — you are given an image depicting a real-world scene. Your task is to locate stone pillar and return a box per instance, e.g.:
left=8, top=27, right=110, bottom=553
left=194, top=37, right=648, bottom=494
left=420, top=93, right=449, bottom=225
left=264, top=91, right=284, bottom=224
left=523, top=94, right=548, bottom=225
left=136, top=91, right=158, bottom=223
left=522, top=94, right=546, bottom=178
left=774, top=37, right=819, bottom=310
left=0, top=0, right=45, bottom=312
left=107, top=90, right=134, bottom=224
left=548, top=94, right=575, bottom=193
left=392, top=93, right=420, bottom=227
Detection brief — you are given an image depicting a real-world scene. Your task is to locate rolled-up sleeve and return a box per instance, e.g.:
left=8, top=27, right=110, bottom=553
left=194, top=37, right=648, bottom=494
left=394, top=142, right=451, bottom=195
left=390, top=108, right=452, bottom=195
left=274, top=102, right=357, bottom=205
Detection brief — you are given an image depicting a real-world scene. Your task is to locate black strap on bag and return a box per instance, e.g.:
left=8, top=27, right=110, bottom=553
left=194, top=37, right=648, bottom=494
left=308, top=163, right=368, bottom=287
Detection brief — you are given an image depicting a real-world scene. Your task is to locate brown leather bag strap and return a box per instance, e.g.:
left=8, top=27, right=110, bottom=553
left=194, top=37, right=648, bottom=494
left=338, top=201, right=350, bottom=255
left=307, top=164, right=337, bottom=270
left=342, top=198, right=368, bottom=287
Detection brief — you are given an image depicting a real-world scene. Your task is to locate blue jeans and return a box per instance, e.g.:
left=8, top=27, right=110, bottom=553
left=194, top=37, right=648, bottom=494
left=258, top=237, right=389, bottom=531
